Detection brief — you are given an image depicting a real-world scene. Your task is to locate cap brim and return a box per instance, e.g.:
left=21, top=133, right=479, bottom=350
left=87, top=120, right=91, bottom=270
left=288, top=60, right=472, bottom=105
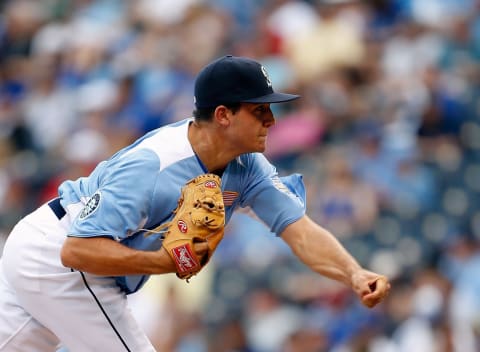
left=242, top=92, right=300, bottom=104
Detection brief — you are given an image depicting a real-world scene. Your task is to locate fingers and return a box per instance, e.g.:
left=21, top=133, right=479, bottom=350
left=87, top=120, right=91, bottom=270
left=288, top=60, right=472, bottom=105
left=361, top=276, right=391, bottom=308
left=193, top=240, right=209, bottom=258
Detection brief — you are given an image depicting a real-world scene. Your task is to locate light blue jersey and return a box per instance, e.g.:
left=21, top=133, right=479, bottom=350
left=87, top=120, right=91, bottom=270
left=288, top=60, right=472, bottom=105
left=58, top=118, right=306, bottom=293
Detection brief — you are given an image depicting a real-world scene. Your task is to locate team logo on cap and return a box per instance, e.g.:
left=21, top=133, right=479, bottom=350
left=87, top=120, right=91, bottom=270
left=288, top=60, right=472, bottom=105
left=260, top=65, right=272, bottom=87
left=79, top=191, right=101, bottom=220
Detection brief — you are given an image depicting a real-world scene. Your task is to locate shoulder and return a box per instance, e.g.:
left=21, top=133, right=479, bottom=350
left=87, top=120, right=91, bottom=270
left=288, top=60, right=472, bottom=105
left=118, top=119, right=194, bottom=172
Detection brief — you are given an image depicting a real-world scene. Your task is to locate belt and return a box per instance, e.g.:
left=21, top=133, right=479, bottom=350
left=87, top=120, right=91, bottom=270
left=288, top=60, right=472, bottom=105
left=48, top=198, right=66, bottom=220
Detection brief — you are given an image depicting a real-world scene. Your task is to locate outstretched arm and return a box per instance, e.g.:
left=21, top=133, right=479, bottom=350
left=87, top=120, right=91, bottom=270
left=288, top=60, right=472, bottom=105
left=281, top=215, right=390, bottom=308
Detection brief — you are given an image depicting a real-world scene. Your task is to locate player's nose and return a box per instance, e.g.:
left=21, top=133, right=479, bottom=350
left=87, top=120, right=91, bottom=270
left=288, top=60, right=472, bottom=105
left=263, top=113, right=275, bottom=128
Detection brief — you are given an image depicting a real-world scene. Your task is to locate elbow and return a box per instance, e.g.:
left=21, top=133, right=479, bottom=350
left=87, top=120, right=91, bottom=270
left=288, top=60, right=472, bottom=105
left=287, top=232, right=308, bottom=258
left=282, top=228, right=309, bottom=258
left=60, top=243, right=73, bottom=268
left=280, top=217, right=309, bottom=252
left=60, top=238, right=81, bottom=270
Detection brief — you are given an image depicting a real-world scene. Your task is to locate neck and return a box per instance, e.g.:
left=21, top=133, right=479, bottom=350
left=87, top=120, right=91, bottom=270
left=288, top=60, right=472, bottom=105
left=188, top=120, right=238, bottom=172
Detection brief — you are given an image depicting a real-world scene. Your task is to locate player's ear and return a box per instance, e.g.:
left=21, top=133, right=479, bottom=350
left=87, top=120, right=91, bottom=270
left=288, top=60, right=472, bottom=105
left=213, top=105, right=231, bottom=127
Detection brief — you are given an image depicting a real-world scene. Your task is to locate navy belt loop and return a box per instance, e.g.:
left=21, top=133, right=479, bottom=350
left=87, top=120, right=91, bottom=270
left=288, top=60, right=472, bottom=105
left=48, top=198, right=66, bottom=220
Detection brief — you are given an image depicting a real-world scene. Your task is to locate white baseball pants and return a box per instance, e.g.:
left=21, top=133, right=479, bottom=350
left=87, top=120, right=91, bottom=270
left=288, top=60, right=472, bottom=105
left=0, top=203, right=156, bottom=351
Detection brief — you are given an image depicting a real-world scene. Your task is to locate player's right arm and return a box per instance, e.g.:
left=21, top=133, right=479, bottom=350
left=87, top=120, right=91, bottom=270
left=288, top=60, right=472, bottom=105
left=237, top=153, right=389, bottom=308
left=280, top=215, right=390, bottom=308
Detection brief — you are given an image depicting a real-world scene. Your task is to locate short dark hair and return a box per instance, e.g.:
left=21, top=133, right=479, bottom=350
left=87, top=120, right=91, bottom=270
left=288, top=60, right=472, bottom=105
left=192, top=103, right=242, bottom=122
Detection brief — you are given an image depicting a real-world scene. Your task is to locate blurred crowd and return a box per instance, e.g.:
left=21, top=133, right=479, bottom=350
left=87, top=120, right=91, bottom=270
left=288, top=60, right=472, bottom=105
left=1, top=0, right=480, bottom=351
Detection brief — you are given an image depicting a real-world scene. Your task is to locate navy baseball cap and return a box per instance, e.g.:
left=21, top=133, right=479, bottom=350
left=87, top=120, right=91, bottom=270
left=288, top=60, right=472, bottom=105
left=194, top=55, right=300, bottom=108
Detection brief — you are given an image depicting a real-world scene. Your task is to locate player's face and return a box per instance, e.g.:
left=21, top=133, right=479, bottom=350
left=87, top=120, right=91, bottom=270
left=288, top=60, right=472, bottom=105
left=230, top=103, right=275, bottom=153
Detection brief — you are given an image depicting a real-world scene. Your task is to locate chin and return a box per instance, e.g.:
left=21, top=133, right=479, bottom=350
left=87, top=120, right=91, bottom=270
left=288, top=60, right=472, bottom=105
left=245, top=146, right=265, bottom=154
left=256, top=144, right=267, bottom=153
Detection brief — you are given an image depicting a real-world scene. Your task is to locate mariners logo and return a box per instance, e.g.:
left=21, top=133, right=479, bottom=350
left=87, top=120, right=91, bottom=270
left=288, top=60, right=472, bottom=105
left=79, top=191, right=101, bottom=220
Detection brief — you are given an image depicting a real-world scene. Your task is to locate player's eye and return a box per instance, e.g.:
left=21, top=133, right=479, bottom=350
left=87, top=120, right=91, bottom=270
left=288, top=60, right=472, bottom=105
left=255, top=106, right=267, bottom=114
left=253, top=105, right=271, bottom=120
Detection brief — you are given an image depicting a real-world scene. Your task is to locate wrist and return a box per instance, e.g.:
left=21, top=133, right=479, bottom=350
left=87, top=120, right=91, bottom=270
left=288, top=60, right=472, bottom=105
left=345, top=264, right=363, bottom=287
left=150, top=247, right=177, bottom=274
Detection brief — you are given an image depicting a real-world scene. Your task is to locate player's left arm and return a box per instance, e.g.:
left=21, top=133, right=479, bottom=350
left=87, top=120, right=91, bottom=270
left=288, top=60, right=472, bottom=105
left=281, top=215, right=390, bottom=308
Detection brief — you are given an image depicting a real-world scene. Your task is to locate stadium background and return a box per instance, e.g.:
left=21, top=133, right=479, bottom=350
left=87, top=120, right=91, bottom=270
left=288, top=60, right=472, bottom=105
left=0, top=0, right=479, bottom=351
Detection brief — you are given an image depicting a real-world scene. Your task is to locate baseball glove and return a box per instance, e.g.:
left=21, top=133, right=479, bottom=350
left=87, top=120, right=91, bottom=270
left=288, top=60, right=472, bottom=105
left=150, top=174, right=225, bottom=281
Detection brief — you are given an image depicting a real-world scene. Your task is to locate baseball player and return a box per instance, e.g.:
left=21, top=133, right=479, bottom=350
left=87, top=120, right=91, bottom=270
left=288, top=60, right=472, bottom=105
left=0, top=55, right=390, bottom=351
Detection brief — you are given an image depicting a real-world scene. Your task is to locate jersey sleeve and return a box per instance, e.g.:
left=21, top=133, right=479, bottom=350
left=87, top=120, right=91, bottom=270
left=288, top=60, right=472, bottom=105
left=238, top=153, right=306, bottom=235
left=68, top=149, right=159, bottom=240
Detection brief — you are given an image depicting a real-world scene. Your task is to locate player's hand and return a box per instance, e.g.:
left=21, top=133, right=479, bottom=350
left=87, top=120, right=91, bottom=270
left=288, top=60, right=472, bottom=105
left=351, top=270, right=391, bottom=308
left=192, top=239, right=209, bottom=263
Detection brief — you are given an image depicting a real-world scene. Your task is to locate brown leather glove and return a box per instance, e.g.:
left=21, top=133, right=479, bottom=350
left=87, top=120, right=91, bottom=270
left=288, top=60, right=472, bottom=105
left=152, top=174, right=225, bottom=281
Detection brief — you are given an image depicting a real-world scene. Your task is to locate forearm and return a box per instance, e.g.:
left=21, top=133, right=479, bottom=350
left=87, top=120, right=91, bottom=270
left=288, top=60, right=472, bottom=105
left=281, top=215, right=362, bottom=287
left=60, top=236, right=175, bottom=276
